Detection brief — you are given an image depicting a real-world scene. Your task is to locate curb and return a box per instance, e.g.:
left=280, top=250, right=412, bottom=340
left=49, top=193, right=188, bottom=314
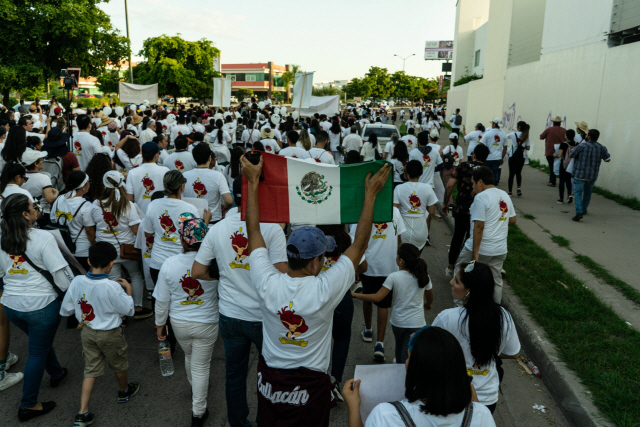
left=436, top=202, right=614, bottom=427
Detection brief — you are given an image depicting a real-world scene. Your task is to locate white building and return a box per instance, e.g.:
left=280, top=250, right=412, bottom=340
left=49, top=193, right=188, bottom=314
left=447, top=0, right=640, bottom=198
left=313, top=80, right=349, bottom=90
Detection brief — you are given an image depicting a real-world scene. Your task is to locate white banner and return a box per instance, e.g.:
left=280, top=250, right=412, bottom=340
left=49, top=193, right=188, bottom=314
left=119, top=82, right=159, bottom=104
left=298, top=95, right=340, bottom=117
left=291, top=72, right=314, bottom=110
left=212, top=77, right=232, bottom=108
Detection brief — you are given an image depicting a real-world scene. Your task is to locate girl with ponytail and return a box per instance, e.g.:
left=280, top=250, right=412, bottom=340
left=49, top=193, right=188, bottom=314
left=352, top=243, right=434, bottom=363
left=506, top=120, right=531, bottom=196
left=442, top=133, right=465, bottom=205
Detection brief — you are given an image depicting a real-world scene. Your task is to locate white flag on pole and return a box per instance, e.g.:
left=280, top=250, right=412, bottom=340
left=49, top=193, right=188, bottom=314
left=213, top=77, right=232, bottom=108
left=291, top=72, right=314, bottom=110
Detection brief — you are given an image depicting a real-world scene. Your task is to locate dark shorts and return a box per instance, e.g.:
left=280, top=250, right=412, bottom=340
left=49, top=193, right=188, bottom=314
left=361, top=274, right=393, bottom=308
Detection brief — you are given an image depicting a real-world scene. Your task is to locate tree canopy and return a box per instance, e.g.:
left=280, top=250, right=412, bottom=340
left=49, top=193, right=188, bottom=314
left=345, top=67, right=438, bottom=102
left=0, top=0, right=130, bottom=105
left=281, top=64, right=302, bottom=101
left=365, top=67, right=393, bottom=100
left=134, top=34, right=220, bottom=104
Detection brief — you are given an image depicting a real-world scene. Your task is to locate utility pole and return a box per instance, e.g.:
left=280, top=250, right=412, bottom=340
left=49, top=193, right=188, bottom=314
left=394, top=53, right=416, bottom=72
left=125, top=0, right=133, bottom=83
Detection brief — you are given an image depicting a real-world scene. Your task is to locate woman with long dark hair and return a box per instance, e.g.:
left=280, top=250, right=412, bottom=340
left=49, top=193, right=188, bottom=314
left=506, top=121, right=531, bottom=196
left=328, top=118, right=343, bottom=164
left=84, top=153, right=114, bottom=202
left=352, top=243, right=433, bottom=363
left=115, top=132, right=142, bottom=172
left=2, top=126, right=27, bottom=164
left=224, top=146, right=244, bottom=190
left=343, top=326, right=496, bottom=426
left=556, top=129, right=576, bottom=204
left=442, top=133, right=465, bottom=205
left=0, top=194, right=73, bottom=422
left=361, top=133, right=379, bottom=162
left=434, top=261, right=520, bottom=413
left=309, top=119, right=321, bottom=137
left=210, top=119, right=231, bottom=148
left=390, top=140, right=409, bottom=187
left=0, top=162, right=32, bottom=201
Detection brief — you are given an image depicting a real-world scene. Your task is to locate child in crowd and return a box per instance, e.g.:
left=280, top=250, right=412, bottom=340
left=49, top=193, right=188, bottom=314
left=59, top=242, right=139, bottom=427
left=352, top=243, right=433, bottom=363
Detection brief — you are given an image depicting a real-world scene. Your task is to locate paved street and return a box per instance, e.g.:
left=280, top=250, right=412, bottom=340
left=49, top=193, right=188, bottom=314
left=1, top=216, right=570, bottom=426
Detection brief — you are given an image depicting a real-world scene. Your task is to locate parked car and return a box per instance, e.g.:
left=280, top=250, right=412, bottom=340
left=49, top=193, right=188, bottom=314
left=361, top=123, right=401, bottom=151
left=12, top=100, right=51, bottom=112
left=76, top=93, right=95, bottom=98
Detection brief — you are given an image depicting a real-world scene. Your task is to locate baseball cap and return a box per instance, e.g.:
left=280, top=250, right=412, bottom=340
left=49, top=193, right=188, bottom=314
left=54, top=107, right=62, bottom=115
left=287, top=227, right=336, bottom=260
left=21, top=148, right=48, bottom=166
left=429, top=129, right=439, bottom=139
left=491, top=117, right=503, bottom=126
left=449, top=133, right=459, bottom=139
left=141, top=142, right=160, bottom=155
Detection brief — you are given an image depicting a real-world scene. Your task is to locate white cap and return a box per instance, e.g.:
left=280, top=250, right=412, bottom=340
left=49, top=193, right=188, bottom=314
left=21, top=148, right=48, bottom=166
left=492, top=117, right=503, bottom=126
left=449, top=133, right=459, bottom=139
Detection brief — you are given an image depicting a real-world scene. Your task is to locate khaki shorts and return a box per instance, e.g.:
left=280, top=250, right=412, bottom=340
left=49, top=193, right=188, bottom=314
left=81, top=325, right=129, bottom=377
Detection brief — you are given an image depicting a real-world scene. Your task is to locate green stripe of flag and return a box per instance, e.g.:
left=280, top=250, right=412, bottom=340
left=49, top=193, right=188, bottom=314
left=339, top=160, right=393, bottom=224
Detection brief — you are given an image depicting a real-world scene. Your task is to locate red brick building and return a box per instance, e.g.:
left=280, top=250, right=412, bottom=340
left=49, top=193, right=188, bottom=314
left=221, top=62, right=290, bottom=99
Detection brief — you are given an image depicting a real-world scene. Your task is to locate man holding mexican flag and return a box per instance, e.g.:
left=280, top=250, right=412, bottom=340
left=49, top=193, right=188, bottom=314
left=241, top=153, right=391, bottom=426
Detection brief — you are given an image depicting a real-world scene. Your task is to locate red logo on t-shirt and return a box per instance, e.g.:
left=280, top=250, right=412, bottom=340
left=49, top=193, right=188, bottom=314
left=374, top=222, right=388, bottom=235
left=159, top=211, right=176, bottom=238
left=265, top=145, right=273, bottom=152
left=180, top=273, right=204, bottom=303
left=9, top=254, right=25, bottom=270
left=278, top=302, right=309, bottom=341
left=409, top=193, right=421, bottom=208
left=174, top=159, right=184, bottom=171
left=178, top=132, right=183, bottom=136
left=74, top=141, right=82, bottom=154
left=230, top=229, right=249, bottom=265
left=193, top=178, right=207, bottom=198
left=499, top=198, right=508, bottom=221
left=422, top=154, right=431, bottom=167
left=102, top=210, right=118, bottom=228
left=79, top=296, right=95, bottom=324
left=314, top=157, right=321, bottom=163
left=162, top=125, right=167, bottom=131
left=101, top=131, right=106, bottom=137
left=142, top=175, right=155, bottom=196
left=108, top=140, right=114, bottom=149
left=145, top=236, right=154, bottom=253
left=494, top=135, right=500, bottom=143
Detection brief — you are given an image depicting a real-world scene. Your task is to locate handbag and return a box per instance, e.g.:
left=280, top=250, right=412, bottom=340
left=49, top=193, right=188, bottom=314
left=21, top=252, right=66, bottom=301
left=100, top=204, right=142, bottom=262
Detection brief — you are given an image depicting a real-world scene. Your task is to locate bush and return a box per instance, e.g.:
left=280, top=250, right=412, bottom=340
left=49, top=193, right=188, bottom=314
left=453, top=73, right=483, bottom=87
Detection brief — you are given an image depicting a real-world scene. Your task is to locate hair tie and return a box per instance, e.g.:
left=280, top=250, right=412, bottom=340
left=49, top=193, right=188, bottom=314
left=103, top=170, right=125, bottom=201
left=66, top=175, right=89, bottom=199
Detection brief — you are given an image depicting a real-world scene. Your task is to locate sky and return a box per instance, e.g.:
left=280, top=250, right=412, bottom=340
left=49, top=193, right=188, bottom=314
left=99, top=0, right=457, bottom=82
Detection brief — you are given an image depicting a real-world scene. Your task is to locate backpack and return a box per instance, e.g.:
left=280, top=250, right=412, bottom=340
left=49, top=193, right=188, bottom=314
left=454, top=114, right=463, bottom=126
left=42, top=157, right=65, bottom=192
left=563, top=144, right=575, bottom=170
left=44, top=199, right=88, bottom=254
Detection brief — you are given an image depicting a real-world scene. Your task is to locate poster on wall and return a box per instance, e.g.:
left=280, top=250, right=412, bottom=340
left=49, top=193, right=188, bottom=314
left=424, top=41, right=453, bottom=60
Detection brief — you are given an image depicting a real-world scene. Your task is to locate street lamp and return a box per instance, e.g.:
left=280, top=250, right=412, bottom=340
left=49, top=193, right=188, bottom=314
left=124, top=0, right=133, bottom=83
left=394, top=54, right=416, bottom=72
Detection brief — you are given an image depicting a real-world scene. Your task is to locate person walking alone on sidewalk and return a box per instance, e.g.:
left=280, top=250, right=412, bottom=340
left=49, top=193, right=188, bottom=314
left=506, top=121, right=531, bottom=197
left=569, top=129, right=610, bottom=221
left=556, top=129, right=576, bottom=204
left=539, top=116, right=566, bottom=187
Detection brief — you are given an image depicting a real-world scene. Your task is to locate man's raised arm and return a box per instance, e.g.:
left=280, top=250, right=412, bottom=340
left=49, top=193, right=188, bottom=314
left=241, top=155, right=267, bottom=253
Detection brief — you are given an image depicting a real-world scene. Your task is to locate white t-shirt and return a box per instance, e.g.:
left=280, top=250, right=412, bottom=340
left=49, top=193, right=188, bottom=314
left=261, top=138, right=280, bottom=154
left=50, top=196, right=95, bottom=257
left=343, top=134, right=363, bottom=154
left=23, top=171, right=53, bottom=213
left=450, top=114, right=460, bottom=129
left=350, top=207, right=406, bottom=277
left=124, top=162, right=169, bottom=213
left=464, top=130, right=484, bottom=157
left=505, top=132, right=531, bottom=158
left=116, top=149, right=142, bottom=172
left=2, top=184, right=33, bottom=202
left=60, top=274, right=135, bottom=330
left=442, top=144, right=464, bottom=167
left=394, top=182, right=438, bottom=250
left=390, top=159, right=406, bottom=183
left=327, top=131, right=342, bottom=151
left=464, top=188, right=515, bottom=256
left=307, top=148, right=335, bottom=164
left=182, top=168, right=230, bottom=221
left=250, top=247, right=355, bottom=372
left=194, top=207, right=287, bottom=322
left=366, top=400, right=496, bottom=427
left=405, top=120, right=415, bottom=130
left=361, top=141, right=377, bottom=162
left=241, top=128, right=261, bottom=145
left=279, top=146, right=311, bottom=160
left=170, top=124, right=191, bottom=143
left=384, top=141, right=396, bottom=159
left=401, top=135, right=417, bottom=152
left=408, top=147, right=443, bottom=188
left=480, top=128, right=507, bottom=161
left=319, top=121, right=332, bottom=132
left=0, top=229, right=69, bottom=311
left=142, top=198, right=199, bottom=269
left=153, top=251, right=219, bottom=324
left=210, top=129, right=232, bottom=147
left=224, top=123, right=237, bottom=143
left=383, top=270, right=431, bottom=328
left=74, top=132, right=103, bottom=170
left=91, top=200, right=141, bottom=259
left=191, top=123, right=206, bottom=134
left=432, top=307, right=520, bottom=405
left=164, top=150, right=197, bottom=173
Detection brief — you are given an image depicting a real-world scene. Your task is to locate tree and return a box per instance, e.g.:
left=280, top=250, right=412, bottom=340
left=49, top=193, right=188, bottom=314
left=135, top=34, right=220, bottom=105
left=237, top=88, right=254, bottom=99
left=96, top=70, right=123, bottom=95
left=312, top=86, right=342, bottom=97
left=0, top=0, right=130, bottom=106
left=343, top=77, right=373, bottom=99
left=390, top=71, right=416, bottom=100
left=365, top=66, right=393, bottom=101
left=281, top=64, right=302, bottom=101
left=272, top=91, right=282, bottom=101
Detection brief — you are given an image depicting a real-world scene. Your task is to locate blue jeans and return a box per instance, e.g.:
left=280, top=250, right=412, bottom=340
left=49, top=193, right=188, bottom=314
left=219, top=313, right=263, bottom=427
left=391, top=325, right=421, bottom=364
left=4, top=299, right=64, bottom=408
left=485, top=160, right=502, bottom=184
left=331, top=291, right=354, bottom=382
left=573, top=178, right=596, bottom=215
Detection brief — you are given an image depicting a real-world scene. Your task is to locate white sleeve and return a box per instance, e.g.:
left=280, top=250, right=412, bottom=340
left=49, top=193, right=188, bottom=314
left=126, top=202, right=142, bottom=226
left=469, top=197, right=486, bottom=222
left=265, top=226, right=287, bottom=264
left=217, top=174, right=230, bottom=195
left=381, top=274, right=395, bottom=291
left=500, top=312, right=521, bottom=356
left=393, top=186, right=400, bottom=204
left=108, top=283, right=135, bottom=317
left=143, top=211, right=154, bottom=234
left=194, top=229, right=217, bottom=266
left=124, top=173, right=134, bottom=195
left=426, top=188, right=438, bottom=207
left=52, top=265, right=74, bottom=292
left=59, top=282, right=76, bottom=316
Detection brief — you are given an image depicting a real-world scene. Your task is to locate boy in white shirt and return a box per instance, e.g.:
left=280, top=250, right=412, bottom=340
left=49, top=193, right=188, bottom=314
left=60, top=242, right=139, bottom=427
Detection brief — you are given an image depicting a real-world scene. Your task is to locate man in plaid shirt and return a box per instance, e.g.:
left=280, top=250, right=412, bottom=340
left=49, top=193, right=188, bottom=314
left=570, top=129, right=611, bottom=221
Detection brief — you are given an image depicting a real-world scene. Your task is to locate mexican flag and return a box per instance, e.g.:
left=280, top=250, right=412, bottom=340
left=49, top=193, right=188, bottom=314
left=241, top=153, right=392, bottom=224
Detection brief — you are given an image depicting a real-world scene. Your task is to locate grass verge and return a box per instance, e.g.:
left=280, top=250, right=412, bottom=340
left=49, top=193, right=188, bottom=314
left=528, top=160, right=640, bottom=212
left=550, top=235, right=570, bottom=247
left=574, top=254, right=640, bottom=307
left=504, top=225, right=640, bottom=426
left=523, top=213, right=535, bottom=220
left=399, top=122, right=407, bottom=136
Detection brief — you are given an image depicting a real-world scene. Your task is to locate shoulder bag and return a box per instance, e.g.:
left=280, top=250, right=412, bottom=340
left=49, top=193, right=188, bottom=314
left=390, top=400, right=473, bottom=427
left=100, top=204, right=142, bottom=261
left=45, top=199, right=87, bottom=254
left=21, top=252, right=66, bottom=301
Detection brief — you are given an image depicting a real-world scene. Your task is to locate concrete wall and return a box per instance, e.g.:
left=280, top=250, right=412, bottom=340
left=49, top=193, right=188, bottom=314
left=507, top=0, right=546, bottom=67
left=452, top=0, right=490, bottom=82
left=472, top=22, right=488, bottom=76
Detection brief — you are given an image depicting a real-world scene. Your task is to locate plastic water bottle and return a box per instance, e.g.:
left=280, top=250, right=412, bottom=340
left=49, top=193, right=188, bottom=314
left=527, top=361, right=541, bottom=377
left=159, top=341, right=174, bottom=377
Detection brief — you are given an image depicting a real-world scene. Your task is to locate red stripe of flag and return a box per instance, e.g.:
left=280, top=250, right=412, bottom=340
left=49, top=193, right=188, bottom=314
left=241, top=152, right=290, bottom=223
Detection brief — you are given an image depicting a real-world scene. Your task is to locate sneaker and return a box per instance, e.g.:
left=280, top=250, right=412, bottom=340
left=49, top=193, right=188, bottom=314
left=445, top=267, right=454, bottom=277
left=146, top=291, right=153, bottom=301
left=556, top=199, right=563, bottom=204
left=74, top=412, right=95, bottom=427
left=572, top=215, right=583, bottom=222
left=567, top=196, right=573, bottom=203
left=133, top=307, right=154, bottom=320
left=50, top=367, right=68, bottom=388
left=361, top=328, right=373, bottom=343
left=501, top=268, right=507, bottom=277
left=374, top=343, right=385, bottom=363
left=5, top=352, right=18, bottom=370
left=424, top=238, right=432, bottom=247
left=331, top=380, right=345, bottom=403
left=18, top=401, right=56, bottom=422
left=0, top=371, right=24, bottom=391
left=117, top=382, right=140, bottom=403
left=191, top=409, right=209, bottom=427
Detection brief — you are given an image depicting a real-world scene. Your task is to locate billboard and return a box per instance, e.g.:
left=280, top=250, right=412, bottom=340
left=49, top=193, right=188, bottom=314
left=424, top=40, right=453, bottom=60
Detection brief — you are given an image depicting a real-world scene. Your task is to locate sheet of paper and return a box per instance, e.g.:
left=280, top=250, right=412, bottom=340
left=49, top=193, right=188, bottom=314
left=354, top=364, right=407, bottom=424
left=182, top=196, right=209, bottom=219
left=46, top=229, right=87, bottom=275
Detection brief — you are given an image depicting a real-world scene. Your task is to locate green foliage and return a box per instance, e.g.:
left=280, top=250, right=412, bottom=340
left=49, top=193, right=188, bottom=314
left=312, top=86, right=343, bottom=97
left=281, top=64, right=302, bottom=101
left=97, top=70, right=123, bottom=95
left=135, top=34, right=221, bottom=104
left=453, top=73, right=483, bottom=87
left=343, top=77, right=373, bottom=99
left=551, top=235, right=570, bottom=247
left=272, top=91, right=282, bottom=100
left=365, top=67, right=393, bottom=100
left=237, top=88, right=254, bottom=98
left=523, top=213, right=536, bottom=220
left=0, top=0, right=130, bottom=104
